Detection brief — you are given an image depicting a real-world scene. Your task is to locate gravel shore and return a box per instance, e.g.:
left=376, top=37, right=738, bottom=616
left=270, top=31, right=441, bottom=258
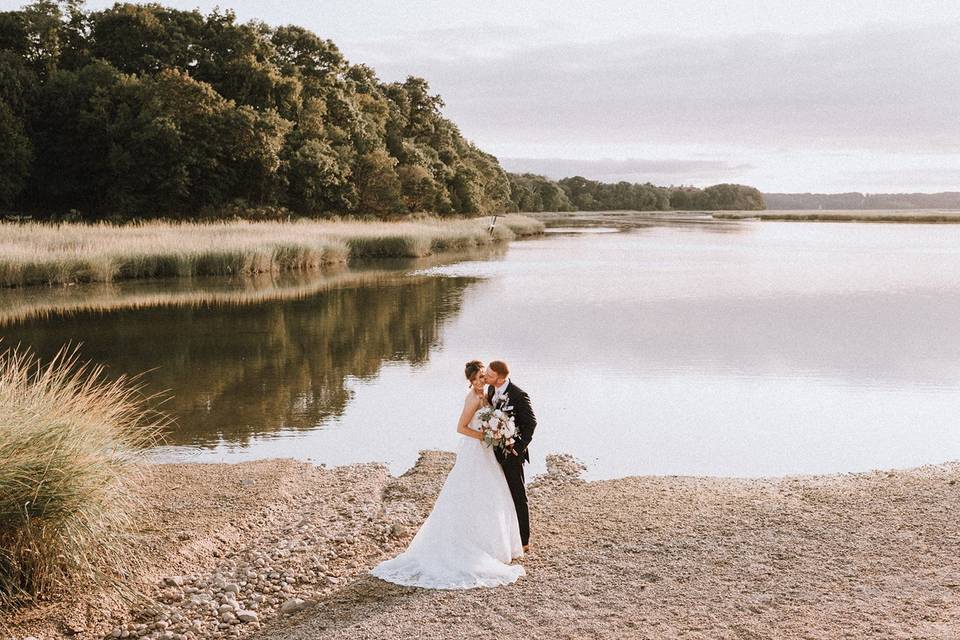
left=4, top=453, right=959, bottom=639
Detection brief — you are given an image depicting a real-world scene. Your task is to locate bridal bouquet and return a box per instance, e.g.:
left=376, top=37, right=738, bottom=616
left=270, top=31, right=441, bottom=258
left=477, top=406, right=519, bottom=456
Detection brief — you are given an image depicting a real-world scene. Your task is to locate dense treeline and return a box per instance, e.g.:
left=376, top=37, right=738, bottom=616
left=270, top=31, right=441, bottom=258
left=0, top=1, right=511, bottom=219
left=506, top=173, right=576, bottom=212
left=506, top=173, right=765, bottom=212
left=763, top=192, right=960, bottom=210
left=0, top=1, right=765, bottom=220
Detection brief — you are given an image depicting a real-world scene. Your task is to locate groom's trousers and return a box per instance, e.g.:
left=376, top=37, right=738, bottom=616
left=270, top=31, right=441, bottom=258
left=501, top=455, right=529, bottom=546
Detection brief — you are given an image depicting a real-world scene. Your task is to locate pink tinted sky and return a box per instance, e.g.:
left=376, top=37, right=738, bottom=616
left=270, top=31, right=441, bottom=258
left=63, top=0, right=960, bottom=192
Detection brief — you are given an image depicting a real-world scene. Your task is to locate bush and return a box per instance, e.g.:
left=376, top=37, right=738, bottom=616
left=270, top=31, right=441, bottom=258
left=0, top=347, right=164, bottom=608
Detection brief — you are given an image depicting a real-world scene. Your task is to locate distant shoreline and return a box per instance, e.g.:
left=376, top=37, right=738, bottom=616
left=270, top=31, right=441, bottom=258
left=530, top=209, right=960, bottom=224
left=712, top=209, right=960, bottom=223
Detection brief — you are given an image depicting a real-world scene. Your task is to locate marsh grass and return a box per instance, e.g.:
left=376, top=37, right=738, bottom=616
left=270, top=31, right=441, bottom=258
left=711, top=209, right=960, bottom=222
left=0, top=245, right=508, bottom=328
left=0, top=347, right=165, bottom=609
left=0, top=215, right=543, bottom=288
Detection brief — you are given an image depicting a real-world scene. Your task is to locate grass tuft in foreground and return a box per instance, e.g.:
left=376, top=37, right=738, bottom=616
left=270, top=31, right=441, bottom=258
left=0, top=347, right=164, bottom=609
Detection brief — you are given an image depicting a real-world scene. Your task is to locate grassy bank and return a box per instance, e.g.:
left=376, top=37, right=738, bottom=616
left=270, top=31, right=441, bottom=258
left=0, top=246, right=505, bottom=327
left=712, top=209, right=960, bottom=222
left=0, top=347, right=162, bottom=609
left=0, top=215, right=543, bottom=288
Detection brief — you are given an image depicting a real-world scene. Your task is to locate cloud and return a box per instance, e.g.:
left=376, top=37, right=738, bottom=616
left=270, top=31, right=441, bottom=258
left=354, top=22, right=960, bottom=155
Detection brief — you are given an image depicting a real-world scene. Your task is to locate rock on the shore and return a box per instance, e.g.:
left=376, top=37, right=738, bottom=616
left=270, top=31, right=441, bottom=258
left=280, top=598, right=307, bottom=615
left=10, top=453, right=960, bottom=640
left=235, top=610, right=259, bottom=623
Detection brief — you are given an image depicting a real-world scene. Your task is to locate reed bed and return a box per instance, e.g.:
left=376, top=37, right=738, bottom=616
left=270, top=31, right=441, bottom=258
left=0, top=347, right=164, bottom=608
left=0, top=215, right=543, bottom=288
left=0, top=245, right=507, bottom=328
left=711, top=209, right=960, bottom=223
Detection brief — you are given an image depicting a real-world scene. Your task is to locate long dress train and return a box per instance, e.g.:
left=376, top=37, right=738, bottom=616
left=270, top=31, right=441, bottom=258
left=371, top=409, right=525, bottom=589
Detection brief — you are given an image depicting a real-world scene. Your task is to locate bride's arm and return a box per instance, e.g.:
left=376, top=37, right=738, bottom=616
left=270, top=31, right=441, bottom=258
left=455, top=393, right=484, bottom=441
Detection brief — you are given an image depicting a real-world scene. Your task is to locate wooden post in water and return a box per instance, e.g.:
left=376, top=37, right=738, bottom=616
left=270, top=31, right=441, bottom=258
left=488, top=215, right=498, bottom=235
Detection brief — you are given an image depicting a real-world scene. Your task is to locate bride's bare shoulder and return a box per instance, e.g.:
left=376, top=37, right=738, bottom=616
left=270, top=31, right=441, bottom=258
left=463, top=390, right=482, bottom=407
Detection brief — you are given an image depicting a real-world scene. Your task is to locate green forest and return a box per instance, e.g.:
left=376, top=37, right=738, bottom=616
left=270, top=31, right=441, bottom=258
left=508, top=174, right=765, bottom=213
left=0, top=1, right=765, bottom=220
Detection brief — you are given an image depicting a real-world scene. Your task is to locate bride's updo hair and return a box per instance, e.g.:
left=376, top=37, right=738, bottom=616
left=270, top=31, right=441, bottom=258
left=464, top=360, right=484, bottom=383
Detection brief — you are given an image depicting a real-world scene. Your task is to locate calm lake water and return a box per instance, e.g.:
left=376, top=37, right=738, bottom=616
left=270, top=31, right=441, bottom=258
left=4, top=218, right=960, bottom=480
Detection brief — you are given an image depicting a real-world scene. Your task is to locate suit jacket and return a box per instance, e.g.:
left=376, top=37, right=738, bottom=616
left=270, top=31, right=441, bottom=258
left=487, top=381, right=536, bottom=463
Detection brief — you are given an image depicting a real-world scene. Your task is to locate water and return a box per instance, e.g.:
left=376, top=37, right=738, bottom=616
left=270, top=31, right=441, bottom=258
left=4, top=219, right=960, bottom=480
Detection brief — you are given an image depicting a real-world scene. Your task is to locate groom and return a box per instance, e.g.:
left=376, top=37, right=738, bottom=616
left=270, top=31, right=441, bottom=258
left=485, top=360, right=536, bottom=551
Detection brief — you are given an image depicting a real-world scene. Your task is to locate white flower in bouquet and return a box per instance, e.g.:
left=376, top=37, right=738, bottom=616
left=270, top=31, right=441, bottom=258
left=476, top=404, right=520, bottom=456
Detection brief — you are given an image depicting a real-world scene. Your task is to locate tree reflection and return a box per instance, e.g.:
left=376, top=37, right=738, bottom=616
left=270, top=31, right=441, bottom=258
left=2, top=275, right=477, bottom=446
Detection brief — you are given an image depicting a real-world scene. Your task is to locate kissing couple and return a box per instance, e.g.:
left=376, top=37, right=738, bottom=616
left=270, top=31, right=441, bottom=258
left=371, top=359, right=537, bottom=589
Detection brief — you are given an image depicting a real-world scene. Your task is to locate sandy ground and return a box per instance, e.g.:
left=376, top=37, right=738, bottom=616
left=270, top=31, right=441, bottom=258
left=4, top=453, right=960, bottom=640
left=2, top=459, right=376, bottom=639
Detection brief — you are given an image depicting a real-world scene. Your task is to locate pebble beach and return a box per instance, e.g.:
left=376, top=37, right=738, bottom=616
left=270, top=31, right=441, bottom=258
left=4, top=453, right=959, bottom=639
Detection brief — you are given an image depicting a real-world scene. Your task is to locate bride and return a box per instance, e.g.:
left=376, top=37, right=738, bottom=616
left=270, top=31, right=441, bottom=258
left=371, top=360, right=525, bottom=589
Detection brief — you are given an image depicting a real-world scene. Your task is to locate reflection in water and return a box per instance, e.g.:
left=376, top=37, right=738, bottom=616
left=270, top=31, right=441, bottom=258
left=540, top=211, right=750, bottom=234
left=4, top=220, right=960, bottom=479
left=1, top=274, right=478, bottom=446
left=426, top=222, right=960, bottom=478
left=0, top=246, right=505, bottom=327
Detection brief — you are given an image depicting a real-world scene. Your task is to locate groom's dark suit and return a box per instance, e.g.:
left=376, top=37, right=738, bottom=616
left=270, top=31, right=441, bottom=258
left=488, top=380, right=536, bottom=546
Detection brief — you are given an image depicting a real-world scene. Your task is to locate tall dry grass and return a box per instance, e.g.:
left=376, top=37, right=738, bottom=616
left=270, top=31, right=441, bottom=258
left=0, top=215, right=544, bottom=288
left=0, top=347, right=164, bottom=608
left=0, top=244, right=508, bottom=328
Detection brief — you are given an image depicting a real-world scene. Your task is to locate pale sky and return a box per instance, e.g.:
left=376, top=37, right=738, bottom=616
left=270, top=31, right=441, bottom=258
left=32, top=1, right=960, bottom=192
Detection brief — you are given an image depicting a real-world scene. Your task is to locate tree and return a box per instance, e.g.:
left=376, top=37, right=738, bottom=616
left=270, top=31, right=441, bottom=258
left=397, top=164, right=442, bottom=213
left=0, top=101, right=31, bottom=206
left=113, top=68, right=289, bottom=215
left=694, top=183, right=765, bottom=210
left=271, top=25, right=345, bottom=80
left=5, top=1, right=63, bottom=78
left=507, top=173, right=576, bottom=212
left=0, top=1, right=765, bottom=219
left=0, top=50, right=35, bottom=114
left=89, top=3, right=195, bottom=74
left=668, top=186, right=697, bottom=210
left=353, top=149, right=404, bottom=214
left=25, top=60, right=124, bottom=214
left=279, top=135, right=355, bottom=214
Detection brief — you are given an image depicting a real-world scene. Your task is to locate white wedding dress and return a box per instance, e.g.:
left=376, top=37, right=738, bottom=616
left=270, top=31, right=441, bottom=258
left=371, top=408, right=525, bottom=589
